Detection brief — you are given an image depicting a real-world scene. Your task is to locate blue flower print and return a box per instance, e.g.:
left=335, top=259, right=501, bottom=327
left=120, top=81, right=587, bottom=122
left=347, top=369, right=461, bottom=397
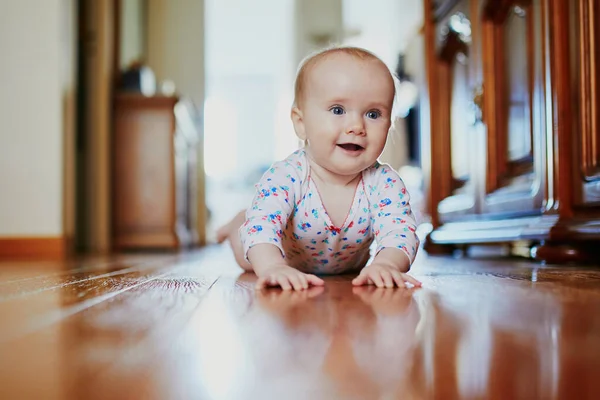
left=298, top=222, right=312, bottom=232
left=379, top=198, right=392, bottom=207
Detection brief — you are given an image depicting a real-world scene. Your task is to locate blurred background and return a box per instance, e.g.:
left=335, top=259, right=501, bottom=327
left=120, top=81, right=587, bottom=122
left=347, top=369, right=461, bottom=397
left=0, top=0, right=427, bottom=256
left=202, top=0, right=425, bottom=240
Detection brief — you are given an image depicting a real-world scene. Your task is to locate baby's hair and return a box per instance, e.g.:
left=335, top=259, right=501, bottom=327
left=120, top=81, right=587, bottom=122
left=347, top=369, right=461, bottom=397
left=293, top=45, right=396, bottom=108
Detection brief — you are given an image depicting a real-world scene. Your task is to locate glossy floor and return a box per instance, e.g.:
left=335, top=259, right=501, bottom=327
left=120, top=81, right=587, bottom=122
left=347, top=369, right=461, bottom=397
left=1, top=246, right=599, bottom=399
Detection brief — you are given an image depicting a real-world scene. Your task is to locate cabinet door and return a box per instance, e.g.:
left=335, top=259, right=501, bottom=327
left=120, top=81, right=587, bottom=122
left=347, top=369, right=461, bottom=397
left=572, top=0, right=600, bottom=206
left=433, top=0, right=480, bottom=222
left=479, top=0, right=547, bottom=215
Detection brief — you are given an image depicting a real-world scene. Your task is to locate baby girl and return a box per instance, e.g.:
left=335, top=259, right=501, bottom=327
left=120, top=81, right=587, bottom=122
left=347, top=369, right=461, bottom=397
left=217, top=46, right=421, bottom=291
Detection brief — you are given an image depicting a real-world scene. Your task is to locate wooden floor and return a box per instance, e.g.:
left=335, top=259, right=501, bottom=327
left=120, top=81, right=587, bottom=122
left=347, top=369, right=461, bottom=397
left=1, top=245, right=599, bottom=400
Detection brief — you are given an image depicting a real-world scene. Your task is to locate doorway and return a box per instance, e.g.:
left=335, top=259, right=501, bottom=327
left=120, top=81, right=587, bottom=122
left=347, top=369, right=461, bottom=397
left=203, top=0, right=297, bottom=242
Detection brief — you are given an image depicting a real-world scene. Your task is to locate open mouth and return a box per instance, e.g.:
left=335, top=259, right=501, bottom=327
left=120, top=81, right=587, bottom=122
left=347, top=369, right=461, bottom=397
left=337, top=143, right=365, bottom=152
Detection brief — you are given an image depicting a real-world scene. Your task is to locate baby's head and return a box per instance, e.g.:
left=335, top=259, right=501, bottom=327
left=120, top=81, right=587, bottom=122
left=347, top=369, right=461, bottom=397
left=291, top=46, right=396, bottom=178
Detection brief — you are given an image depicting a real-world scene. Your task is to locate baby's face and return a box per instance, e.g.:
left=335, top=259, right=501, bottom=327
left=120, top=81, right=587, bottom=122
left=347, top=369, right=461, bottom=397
left=294, top=53, right=395, bottom=178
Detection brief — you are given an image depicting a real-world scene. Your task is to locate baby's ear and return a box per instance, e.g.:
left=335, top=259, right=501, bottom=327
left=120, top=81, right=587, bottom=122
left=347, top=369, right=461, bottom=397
left=291, top=107, right=306, bottom=140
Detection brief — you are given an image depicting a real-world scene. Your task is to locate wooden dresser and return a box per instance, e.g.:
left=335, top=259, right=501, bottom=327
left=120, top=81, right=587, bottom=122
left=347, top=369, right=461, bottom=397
left=422, top=0, right=600, bottom=262
left=111, top=94, right=200, bottom=250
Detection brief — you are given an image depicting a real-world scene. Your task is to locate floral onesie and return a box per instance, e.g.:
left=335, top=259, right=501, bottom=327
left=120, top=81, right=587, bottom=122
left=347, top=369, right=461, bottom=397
left=240, top=148, right=419, bottom=274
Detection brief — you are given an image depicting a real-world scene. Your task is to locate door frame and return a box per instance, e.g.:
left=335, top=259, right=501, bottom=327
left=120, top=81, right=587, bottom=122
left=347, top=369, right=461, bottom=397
left=70, top=0, right=116, bottom=254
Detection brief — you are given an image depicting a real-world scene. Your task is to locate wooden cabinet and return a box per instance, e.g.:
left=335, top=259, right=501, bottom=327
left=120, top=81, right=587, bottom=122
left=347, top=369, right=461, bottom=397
left=111, top=94, right=200, bottom=250
left=571, top=0, right=600, bottom=207
left=423, top=0, right=600, bottom=262
left=479, top=0, right=544, bottom=215
left=430, top=0, right=478, bottom=221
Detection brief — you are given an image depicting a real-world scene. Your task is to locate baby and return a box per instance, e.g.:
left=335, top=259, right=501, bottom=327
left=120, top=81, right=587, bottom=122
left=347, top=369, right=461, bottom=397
left=217, top=46, right=422, bottom=291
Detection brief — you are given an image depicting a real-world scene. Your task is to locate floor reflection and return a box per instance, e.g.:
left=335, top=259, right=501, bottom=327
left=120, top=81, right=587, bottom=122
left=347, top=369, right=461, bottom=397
left=1, top=250, right=600, bottom=399
left=234, top=278, right=421, bottom=399
left=228, top=271, right=600, bottom=400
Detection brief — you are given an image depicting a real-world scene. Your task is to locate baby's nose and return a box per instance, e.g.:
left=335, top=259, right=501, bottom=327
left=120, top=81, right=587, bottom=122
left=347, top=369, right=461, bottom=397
left=345, top=115, right=365, bottom=135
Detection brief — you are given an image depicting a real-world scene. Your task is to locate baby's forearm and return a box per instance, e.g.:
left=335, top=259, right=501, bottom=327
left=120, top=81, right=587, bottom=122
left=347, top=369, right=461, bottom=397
left=247, top=243, right=288, bottom=276
left=373, top=247, right=411, bottom=272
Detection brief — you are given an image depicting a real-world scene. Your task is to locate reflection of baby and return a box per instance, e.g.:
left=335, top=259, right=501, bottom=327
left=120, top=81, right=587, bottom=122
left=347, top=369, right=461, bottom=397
left=240, top=286, right=334, bottom=400
left=242, top=283, right=420, bottom=399
left=347, top=287, right=421, bottom=398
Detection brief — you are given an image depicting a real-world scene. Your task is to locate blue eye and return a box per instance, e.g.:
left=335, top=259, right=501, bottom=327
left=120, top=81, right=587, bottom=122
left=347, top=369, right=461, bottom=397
left=367, top=110, right=381, bottom=119
left=330, top=106, right=344, bottom=115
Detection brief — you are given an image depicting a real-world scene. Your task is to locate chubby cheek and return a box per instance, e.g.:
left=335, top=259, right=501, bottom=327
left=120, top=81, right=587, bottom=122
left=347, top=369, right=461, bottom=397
left=369, top=123, right=391, bottom=150
left=369, top=138, right=388, bottom=158
left=306, top=120, right=341, bottom=144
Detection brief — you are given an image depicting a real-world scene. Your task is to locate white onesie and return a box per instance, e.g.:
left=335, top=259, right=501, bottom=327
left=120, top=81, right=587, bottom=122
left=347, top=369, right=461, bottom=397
left=240, top=148, right=419, bottom=274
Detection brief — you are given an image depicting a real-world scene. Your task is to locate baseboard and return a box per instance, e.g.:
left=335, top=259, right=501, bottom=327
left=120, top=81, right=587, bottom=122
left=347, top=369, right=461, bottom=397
left=0, top=237, right=67, bottom=260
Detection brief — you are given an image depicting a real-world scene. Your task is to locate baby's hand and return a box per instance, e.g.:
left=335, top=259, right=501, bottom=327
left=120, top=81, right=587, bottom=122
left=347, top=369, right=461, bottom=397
left=352, top=263, right=422, bottom=288
left=256, top=264, right=325, bottom=291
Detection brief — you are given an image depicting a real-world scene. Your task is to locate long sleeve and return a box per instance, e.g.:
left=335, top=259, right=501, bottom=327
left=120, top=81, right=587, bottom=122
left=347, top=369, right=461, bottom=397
left=240, top=156, right=305, bottom=261
left=366, top=163, right=420, bottom=263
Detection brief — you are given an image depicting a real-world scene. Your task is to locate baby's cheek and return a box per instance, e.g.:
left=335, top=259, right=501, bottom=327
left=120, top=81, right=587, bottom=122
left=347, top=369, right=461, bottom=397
left=375, top=128, right=390, bottom=144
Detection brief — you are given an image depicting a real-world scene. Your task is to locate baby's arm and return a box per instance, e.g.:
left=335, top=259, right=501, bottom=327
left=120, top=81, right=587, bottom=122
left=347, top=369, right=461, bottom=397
left=352, top=165, right=422, bottom=288
left=241, top=163, right=324, bottom=290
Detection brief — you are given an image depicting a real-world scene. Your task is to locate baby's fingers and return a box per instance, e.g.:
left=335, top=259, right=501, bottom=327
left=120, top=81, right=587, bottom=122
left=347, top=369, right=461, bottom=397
left=305, top=274, right=325, bottom=286
left=352, top=272, right=369, bottom=286
left=277, top=275, right=293, bottom=290
left=370, top=271, right=385, bottom=288
left=387, top=270, right=421, bottom=288
left=255, top=276, right=270, bottom=289
left=287, top=274, right=305, bottom=291
left=380, top=270, right=394, bottom=288
left=353, top=271, right=381, bottom=287
left=390, top=270, right=407, bottom=288
left=401, top=273, right=422, bottom=287
left=255, top=275, right=291, bottom=290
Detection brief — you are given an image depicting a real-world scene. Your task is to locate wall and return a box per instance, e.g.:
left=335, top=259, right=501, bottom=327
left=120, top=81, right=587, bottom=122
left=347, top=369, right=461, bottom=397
left=119, top=0, right=146, bottom=69
left=200, top=0, right=295, bottom=237
left=204, top=0, right=296, bottom=175
left=147, top=0, right=205, bottom=109
left=147, top=0, right=206, bottom=244
left=61, top=0, right=78, bottom=244
left=342, top=0, right=423, bottom=68
left=0, top=0, right=70, bottom=238
left=295, top=0, right=343, bottom=64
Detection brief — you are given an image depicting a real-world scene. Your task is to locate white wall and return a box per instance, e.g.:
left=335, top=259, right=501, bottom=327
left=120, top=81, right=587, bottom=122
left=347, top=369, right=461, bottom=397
left=204, top=0, right=296, bottom=171
left=201, top=0, right=296, bottom=234
left=206, top=0, right=295, bottom=78
left=342, top=0, right=423, bottom=69
left=0, top=0, right=67, bottom=237
left=146, top=0, right=206, bottom=244
left=120, top=0, right=146, bottom=69
left=61, top=0, right=78, bottom=241
left=147, top=0, right=205, bottom=109
left=295, top=0, right=343, bottom=64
